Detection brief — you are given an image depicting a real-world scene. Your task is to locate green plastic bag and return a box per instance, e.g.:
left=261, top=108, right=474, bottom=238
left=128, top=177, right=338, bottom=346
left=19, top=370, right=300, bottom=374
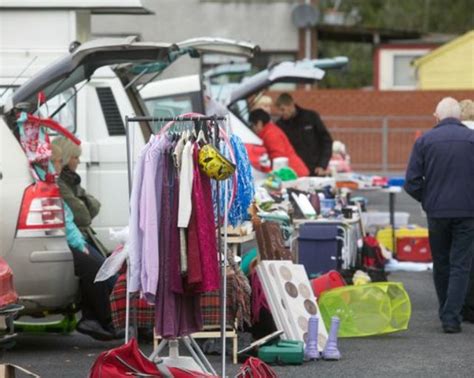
left=273, top=167, right=298, bottom=182
left=318, top=282, right=411, bottom=338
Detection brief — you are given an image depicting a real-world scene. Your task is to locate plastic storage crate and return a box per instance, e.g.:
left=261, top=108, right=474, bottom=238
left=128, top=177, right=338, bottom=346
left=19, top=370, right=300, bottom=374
left=376, top=225, right=428, bottom=252
left=397, top=236, right=431, bottom=262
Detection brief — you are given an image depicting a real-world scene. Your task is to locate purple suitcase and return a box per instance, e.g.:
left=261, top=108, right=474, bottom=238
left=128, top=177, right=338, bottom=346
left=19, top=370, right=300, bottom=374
left=298, top=224, right=340, bottom=278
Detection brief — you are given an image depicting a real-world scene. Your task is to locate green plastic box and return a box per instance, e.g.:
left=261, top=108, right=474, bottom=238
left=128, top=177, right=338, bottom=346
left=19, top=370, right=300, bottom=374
left=258, top=340, right=304, bottom=365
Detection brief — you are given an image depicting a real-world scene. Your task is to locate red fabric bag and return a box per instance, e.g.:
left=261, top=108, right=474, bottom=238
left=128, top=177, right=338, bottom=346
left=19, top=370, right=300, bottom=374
left=236, top=357, right=278, bottom=378
left=0, top=258, right=18, bottom=307
left=311, top=270, right=346, bottom=298
left=89, top=338, right=217, bottom=378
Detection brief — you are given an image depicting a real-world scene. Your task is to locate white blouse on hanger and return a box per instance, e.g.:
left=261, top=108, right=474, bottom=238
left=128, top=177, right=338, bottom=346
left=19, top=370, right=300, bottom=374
left=177, top=140, right=194, bottom=228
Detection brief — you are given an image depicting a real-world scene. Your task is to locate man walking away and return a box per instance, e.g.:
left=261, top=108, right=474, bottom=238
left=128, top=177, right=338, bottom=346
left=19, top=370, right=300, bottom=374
left=405, top=97, right=474, bottom=334
left=276, top=93, right=333, bottom=176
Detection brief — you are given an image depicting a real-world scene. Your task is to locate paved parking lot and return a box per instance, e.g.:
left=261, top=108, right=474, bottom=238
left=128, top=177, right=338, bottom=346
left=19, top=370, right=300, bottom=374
left=5, top=191, right=464, bottom=378
left=4, top=271, right=474, bottom=377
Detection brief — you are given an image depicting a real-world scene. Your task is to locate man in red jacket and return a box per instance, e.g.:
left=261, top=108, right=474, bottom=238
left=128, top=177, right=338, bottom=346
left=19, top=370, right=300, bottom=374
left=249, top=109, right=309, bottom=177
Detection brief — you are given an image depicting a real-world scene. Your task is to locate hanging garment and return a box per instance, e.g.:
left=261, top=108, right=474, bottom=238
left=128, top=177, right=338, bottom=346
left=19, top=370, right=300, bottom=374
left=127, top=137, right=153, bottom=293
left=139, top=136, right=166, bottom=303
left=186, top=206, right=203, bottom=288
left=170, top=144, right=184, bottom=295
left=17, top=112, right=52, bottom=168
left=190, top=144, right=220, bottom=293
left=155, top=145, right=202, bottom=338
left=177, top=140, right=194, bottom=275
left=177, top=140, right=194, bottom=226
left=212, top=139, right=232, bottom=225
left=229, top=134, right=255, bottom=227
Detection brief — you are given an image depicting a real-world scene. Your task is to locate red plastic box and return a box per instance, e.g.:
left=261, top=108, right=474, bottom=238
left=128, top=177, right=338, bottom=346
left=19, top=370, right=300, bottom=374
left=311, top=270, right=346, bottom=298
left=396, top=237, right=432, bottom=262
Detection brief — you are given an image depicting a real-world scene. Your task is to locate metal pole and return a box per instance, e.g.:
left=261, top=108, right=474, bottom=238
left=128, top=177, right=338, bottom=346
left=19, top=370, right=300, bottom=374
left=222, top=171, right=230, bottom=376
left=124, top=116, right=131, bottom=344
left=125, top=116, right=133, bottom=197
left=212, top=122, right=226, bottom=378
left=126, top=116, right=226, bottom=123
left=187, top=336, right=218, bottom=376
left=304, top=0, right=312, bottom=59
left=389, top=190, right=396, bottom=254
left=382, top=118, right=389, bottom=174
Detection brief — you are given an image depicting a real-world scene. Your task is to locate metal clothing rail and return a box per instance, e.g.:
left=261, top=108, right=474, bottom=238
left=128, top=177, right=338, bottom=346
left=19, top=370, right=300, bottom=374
left=124, top=114, right=230, bottom=377
left=125, top=115, right=227, bottom=122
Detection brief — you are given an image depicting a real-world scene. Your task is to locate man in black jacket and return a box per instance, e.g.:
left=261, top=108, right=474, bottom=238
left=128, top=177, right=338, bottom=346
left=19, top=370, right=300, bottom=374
left=276, top=93, right=333, bottom=176
left=405, top=97, right=474, bottom=334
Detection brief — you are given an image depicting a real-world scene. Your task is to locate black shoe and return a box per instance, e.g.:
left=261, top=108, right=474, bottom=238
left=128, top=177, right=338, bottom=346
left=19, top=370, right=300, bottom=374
left=442, top=324, right=462, bottom=334
left=137, top=327, right=154, bottom=343
left=104, top=323, right=126, bottom=340
left=76, top=319, right=114, bottom=341
left=462, top=308, right=474, bottom=323
left=113, top=328, right=126, bottom=340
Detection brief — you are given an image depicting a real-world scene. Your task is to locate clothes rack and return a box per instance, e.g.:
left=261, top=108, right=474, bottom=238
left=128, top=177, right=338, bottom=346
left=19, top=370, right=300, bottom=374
left=124, top=113, right=230, bottom=377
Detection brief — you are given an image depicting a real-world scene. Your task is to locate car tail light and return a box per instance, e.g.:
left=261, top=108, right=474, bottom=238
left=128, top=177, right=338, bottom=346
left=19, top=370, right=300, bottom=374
left=16, top=181, right=66, bottom=238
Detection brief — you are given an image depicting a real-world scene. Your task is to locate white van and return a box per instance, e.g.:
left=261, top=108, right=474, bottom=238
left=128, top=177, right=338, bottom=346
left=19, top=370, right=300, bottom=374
left=0, top=37, right=258, bottom=315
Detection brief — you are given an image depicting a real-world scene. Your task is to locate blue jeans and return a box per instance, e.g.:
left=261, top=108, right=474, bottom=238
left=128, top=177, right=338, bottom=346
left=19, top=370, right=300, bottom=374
left=428, top=217, right=474, bottom=327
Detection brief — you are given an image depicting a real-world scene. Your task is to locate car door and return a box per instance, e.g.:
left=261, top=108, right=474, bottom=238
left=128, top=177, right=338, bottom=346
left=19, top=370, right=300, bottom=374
left=4, top=37, right=181, bottom=248
left=2, top=38, right=179, bottom=306
left=228, top=61, right=325, bottom=109
left=225, top=61, right=326, bottom=173
left=227, top=57, right=349, bottom=120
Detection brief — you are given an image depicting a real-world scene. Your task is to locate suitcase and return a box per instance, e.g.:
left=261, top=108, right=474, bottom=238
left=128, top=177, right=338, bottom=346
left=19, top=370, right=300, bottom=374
left=376, top=225, right=428, bottom=252
left=396, top=237, right=432, bottom=262
left=258, top=340, right=304, bottom=365
left=298, top=223, right=340, bottom=278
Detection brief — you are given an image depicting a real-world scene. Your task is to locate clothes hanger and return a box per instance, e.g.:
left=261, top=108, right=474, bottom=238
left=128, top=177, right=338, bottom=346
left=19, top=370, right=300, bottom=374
left=196, top=125, right=207, bottom=146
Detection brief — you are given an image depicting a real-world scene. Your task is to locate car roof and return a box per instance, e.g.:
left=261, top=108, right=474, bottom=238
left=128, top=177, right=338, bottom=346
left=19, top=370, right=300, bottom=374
left=6, top=37, right=173, bottom=112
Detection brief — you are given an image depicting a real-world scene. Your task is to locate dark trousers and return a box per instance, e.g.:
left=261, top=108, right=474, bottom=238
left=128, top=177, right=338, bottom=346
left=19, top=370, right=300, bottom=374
left=428, top=217, right=474, bottom=326
left=464, top=261, right=474, bottom=318
left=70, top=245, right=112, bottom=328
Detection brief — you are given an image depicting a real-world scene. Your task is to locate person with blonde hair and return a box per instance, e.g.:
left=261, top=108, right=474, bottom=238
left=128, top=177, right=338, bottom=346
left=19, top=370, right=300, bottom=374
left=251, top=95, right=273, bottom=115
left=405, top=97, right=474, bottom=334
left=460, top=99, right=474, bottom=129
left=52, top=137, right=119, bottom=341
left=52, top=137, right=108, bottom=257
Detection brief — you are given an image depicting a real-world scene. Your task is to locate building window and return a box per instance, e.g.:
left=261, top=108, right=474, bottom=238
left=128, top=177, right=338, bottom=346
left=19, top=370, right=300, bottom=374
left=393, top=55, right=418, bottom=87
left=378, top=48, right=431, bottom=90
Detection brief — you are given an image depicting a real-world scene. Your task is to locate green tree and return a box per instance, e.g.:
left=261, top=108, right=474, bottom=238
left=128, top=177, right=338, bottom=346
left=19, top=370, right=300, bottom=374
left=317, top=0, right=474, bottom=88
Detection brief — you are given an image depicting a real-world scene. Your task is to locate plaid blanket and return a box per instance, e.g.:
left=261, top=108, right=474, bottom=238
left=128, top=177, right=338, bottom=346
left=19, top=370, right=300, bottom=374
left=200, top=287, right=235, bottom=328
left=110, top=269, right=244, bottom=330
left=110, top=272, right=155, bottom=330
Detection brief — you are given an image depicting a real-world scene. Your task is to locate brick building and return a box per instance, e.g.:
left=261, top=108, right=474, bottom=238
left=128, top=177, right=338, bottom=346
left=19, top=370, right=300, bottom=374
left=269, top=89, right=474, bottom=173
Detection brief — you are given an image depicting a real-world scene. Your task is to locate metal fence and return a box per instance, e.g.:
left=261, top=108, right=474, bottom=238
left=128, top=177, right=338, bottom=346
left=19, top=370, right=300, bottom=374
left=323, top=115, right=433, bottom=174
